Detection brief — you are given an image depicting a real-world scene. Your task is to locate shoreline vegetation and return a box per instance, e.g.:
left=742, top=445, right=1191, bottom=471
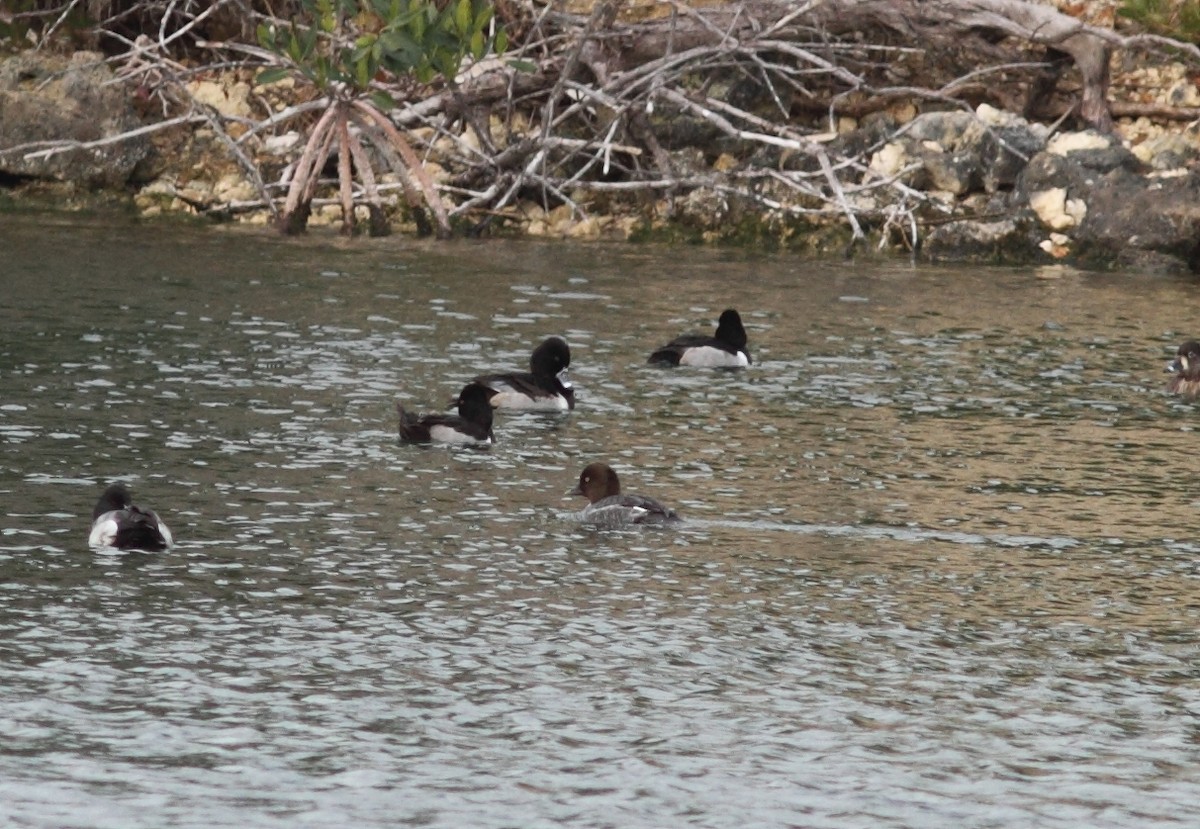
left=4, top=0, right=1200, bottom=269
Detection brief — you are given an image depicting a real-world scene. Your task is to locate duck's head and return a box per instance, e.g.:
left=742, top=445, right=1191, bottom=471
left=455, top=383, right=497, bottom=424
left=715, top=309, right=747, bottom=349
left=531, top=336, right=572, bottom=383
left=570, top=462, right=621, bottom=504
left=1168, top=341, right=1200, bottom=377
left=93, top=482, right=134, bottom=519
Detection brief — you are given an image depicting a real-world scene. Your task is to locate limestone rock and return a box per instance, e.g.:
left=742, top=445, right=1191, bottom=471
left=0, top=51, right=148, bottom=187
left=187, top=79, right=253, bottom=119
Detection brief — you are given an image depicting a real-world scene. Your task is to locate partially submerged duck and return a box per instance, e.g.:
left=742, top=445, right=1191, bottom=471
left=398, top=383, right=495, bottom=444
left=467, top=335, right=575, bottom=411
left=1167, top=340, right=1200, bottom=396
left=88, top=483, right=173, bottom=551
left=570, top=462, right=680, bottom=527
left=648, top=309, right=750, bottom=368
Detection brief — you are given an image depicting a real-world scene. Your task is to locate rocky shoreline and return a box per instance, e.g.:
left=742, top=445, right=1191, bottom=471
left=3, top=42, right=1200, bottom=272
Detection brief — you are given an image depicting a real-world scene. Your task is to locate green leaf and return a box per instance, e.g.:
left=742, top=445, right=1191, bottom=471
left=494, top=29, right=508, bottom=55
left=469, top=30, right=484, bottom=60
left=286, top=30, right=303, bottom=62
left=317, top=0, right=336, bottom=32
left=256, top=23, right=276, bottom=49
left=255, top=66, right=293, bottom=85
left=455, top=0, right=472, bottom=34
left=369, top=90, right=397, bottom=111
left=299, top=26, right=319, bottom=59
left=507, top=58, right=537, bottom=73
left=473, top=6, right=494, bottom=32
left=408, top=6, right=426, bottom=40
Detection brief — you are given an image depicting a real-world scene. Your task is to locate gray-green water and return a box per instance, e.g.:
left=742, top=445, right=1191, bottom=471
left=3, top=213, right=1200, bottom=828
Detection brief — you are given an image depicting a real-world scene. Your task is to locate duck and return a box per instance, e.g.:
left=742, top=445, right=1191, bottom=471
left=1167, top=340, right=1200, bottom=396
left=467, top=335, right=575, bottom=411
left=88, top=482, right=174, bottom=551
left=570, top=462, right=680, bottom=527
left=648, top=308, right=751, bottom=367
left=398, top=382, right=495, bottom=444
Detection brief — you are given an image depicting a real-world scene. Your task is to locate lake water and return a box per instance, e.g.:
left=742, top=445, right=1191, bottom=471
left=3, top=213, right=1200, bottom=828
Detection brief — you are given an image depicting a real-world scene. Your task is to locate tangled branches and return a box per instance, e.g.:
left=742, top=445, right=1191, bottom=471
left=5, top=0, right=1200, bottom=245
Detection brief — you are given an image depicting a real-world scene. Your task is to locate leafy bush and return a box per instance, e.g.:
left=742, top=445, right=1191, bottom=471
left=257, top=0, right=507, bottom=101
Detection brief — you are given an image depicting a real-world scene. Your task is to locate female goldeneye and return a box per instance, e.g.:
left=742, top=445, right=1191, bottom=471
left=648, top=309, right=750, bottom=367
left=570, top=462, right=680, bottom=527
left=1167, top=340, right=1200, bottom=396
left=398, top=383, right=495, bottom=444
left=468, top=336, right=575, bottom=411
left=88, top=483, right=174, bottom=551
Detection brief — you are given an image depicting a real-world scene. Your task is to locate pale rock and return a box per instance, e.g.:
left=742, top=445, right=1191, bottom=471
left=613, top=215, right=641, bottom=239
left=869, top=142, right=908, bottom=177
left=1030, top=188, right=1064, bottom=229
left=547, top=204, right=574, bottom=224
left=187, top=79, right=253, bottom=119
left=975, top=103, right=1050, bottom=141
left=566, top=217, right=601, bottom=239
left=1039, top=232, right=1071, bottom=258
left=712, top=153, right=739, bottom=172
left=1130, top=131, right=1200, bottom=169
left=177, top=181, right=213, bottom=205
left=262, top=131, right=301, bottom=156
left=1046, top=131, right=1112, bottom=156
left=1168, top=79, right=1200, bottom=108
left=460, top=125, right=484, bottom=155
left=312, top=204, right=343, bottom=226
left=975, top=103, right=1016, bottom=127
left=137, top=178, right=177, bottom=198
left=1064, top=197, right=1087, bottom=225
left=886, top=100, right=917, bottom=124
left=213, top=173, right=256, bottom=203
left=520, top=201, right=547, bottom=221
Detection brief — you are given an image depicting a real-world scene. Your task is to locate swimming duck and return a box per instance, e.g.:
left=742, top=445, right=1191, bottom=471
left=398, top=383, right=495, bottom=444
left=1168, top=340, right=1200, bottom=396
left=88, top=483, right=174, bottom=551
left=648, top=309, right=750, bottom=367
left=468, top=335, right=575, bottom=411
left=570, top=462, right=680, bottom=527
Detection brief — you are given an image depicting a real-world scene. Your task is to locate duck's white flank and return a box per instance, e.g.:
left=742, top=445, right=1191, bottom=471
left=678, top=346, right=750, bottom=368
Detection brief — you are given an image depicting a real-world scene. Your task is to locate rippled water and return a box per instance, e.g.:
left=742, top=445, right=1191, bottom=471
left=3, top=214, right=1200, bottom=828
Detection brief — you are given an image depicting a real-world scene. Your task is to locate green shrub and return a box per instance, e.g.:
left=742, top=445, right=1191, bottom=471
left=256, top=0, right=507, bottom=104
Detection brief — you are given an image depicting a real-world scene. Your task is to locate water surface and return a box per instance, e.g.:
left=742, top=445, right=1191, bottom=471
left=2, top=214, right=1200, bottom=828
